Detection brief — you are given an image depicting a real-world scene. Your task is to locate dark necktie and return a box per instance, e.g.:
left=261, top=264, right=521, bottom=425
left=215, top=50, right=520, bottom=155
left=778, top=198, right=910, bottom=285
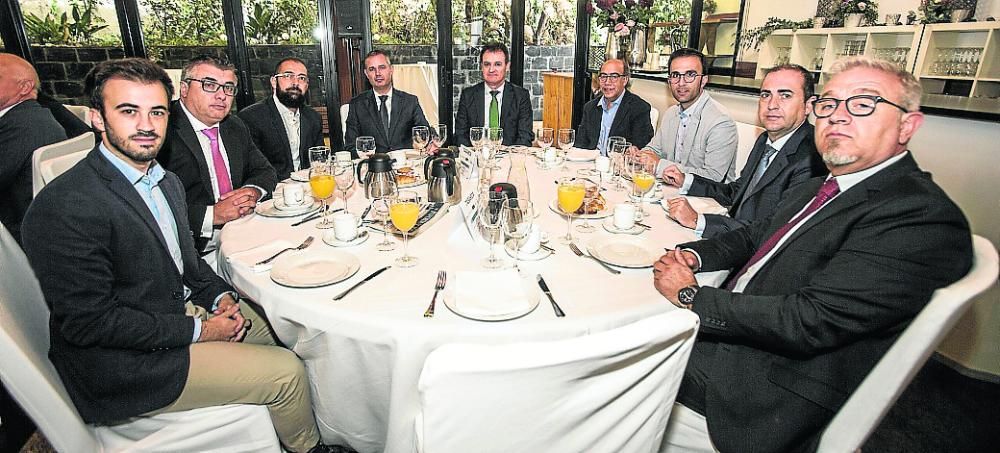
left=379, top=95, right=390, bottom=138
left=724, top=178, right=841, bottom=290
left=734, top=145, right=778, bottom=217
left=489, top=90, right=500, bottom=129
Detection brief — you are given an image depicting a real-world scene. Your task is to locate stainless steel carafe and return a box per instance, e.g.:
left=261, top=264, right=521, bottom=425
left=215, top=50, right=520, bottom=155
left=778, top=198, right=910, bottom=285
left=356, top=153, right=398, bottom=199
left=426, top=157, right=461, bottom=204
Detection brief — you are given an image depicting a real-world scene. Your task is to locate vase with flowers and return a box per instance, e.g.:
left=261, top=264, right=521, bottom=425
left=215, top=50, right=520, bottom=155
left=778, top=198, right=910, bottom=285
left=837, top=0, right=879, bottom=27
left=587, top=0, right=656, bottom=65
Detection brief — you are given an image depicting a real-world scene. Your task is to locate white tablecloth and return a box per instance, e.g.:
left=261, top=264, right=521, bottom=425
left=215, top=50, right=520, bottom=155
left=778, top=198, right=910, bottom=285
left=218, top=154, right=727, bottom=453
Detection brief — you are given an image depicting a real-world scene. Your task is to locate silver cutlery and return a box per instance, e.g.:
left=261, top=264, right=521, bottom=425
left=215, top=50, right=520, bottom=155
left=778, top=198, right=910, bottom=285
left=291, top=207, right=343, bottom=227
left=359, top=204, right=373, bottom=220
left=256, top=236, right=314, bottom=266
left=569, top=242, right=621, bottom=275
left=536, top=274, right=565, bottom=317
left=423, top=270, right=447, bottom=318
left=539, top=243, right=556, bottom=253
left=332, top=265, right=391, bottom=300
left=635, top=222, right=652, bottom=230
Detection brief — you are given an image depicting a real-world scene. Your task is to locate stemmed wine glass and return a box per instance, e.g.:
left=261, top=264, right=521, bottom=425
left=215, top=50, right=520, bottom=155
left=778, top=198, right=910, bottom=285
left=431, top=124, right=448, bottom=149
left=412, top=126, right=430, bottom=155
left=389, top=190, right=420, bottom=267
left=609, top=141, right=629, bottom=191
left=309, top=161, right=336, bottom=229
left=356, top=136, right=376, bottom=158
left=470, top=126, right=486, bottom=151
left=479, top=193, right=505, bottom=269
left=372, top=179, right=398, bottom=251
left=627, top=152, right=656, bottom=218
left=488, top=127, right=504, bottom=162
left=557, top=128, right=575, bottom=171
left=575, top=179, right=597, bottom=234
left=556, top=177, right=585, bottom=244
left=332, top=160, right=355, bottom=214
left=501, top=198, right=534, bottom=265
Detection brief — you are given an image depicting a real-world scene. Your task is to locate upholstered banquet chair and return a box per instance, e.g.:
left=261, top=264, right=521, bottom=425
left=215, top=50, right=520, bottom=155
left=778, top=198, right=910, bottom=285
left=817, top=235, right=998, bottom=453
left=30, top=131, right=95, bottom=197
left=0, top=224, right=282, bottom=452
left=340, top=103, right=350, bottom=142
left=650, top=106, right=660, bottom=132
left=63, top=104, right=92, bottom=126
left=733, top=121, right=764, bottom=178
left=415, top=310, right=700, bottom=453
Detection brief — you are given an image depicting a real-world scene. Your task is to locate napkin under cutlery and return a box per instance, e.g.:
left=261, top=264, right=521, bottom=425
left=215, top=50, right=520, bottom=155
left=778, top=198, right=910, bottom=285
left=226, top=240, right=295, bottom=273
left=452, top=270, right=531, bottom=318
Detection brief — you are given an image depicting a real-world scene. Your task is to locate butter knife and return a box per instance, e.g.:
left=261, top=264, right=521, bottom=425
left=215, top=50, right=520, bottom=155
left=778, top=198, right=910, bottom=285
left=536, top=274, right=565, bottom=317
left=291, top=207, right=342, bottom=227
left=332, top=266, right=391, bottom=301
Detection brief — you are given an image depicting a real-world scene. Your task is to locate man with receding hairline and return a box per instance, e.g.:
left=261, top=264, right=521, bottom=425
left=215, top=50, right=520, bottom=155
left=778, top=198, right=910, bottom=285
left=575, top=58, right=654, bottom=154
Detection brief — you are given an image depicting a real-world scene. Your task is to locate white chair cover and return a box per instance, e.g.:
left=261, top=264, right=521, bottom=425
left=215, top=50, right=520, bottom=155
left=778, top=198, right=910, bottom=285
left=64, top=104, right=92, bottom=126
left=0, top=224, right=282, bottom=453
left=415, top=310, right=700, bottom=453
left=650, top=107, right=660, bottom=132
left=340, top=103, right=349, bottom=142
left=31, top=131, right=95, bottom=197
left=817, top=235, right=998, bottom=453
left=733, top=121, right=763, bottom=178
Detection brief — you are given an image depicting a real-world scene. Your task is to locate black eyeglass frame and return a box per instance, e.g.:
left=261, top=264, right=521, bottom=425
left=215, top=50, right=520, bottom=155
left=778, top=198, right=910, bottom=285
left=812, top=94, right=909, bottom=118
left=597, top=73, right=625, bottom=82
left=667, top=71, right=703, bottom=84
left=273, top=72, right=310, bottom=83
left=183, top=77, right=238, bottom=96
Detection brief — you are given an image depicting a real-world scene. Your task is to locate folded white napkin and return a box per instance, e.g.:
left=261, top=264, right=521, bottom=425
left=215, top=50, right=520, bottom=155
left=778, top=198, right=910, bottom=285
left=453, top=270, right=531, bottom=317
left=226, top=240, right=295, bottom=273
left=685, top=196, right=728, bottom=215
left=567, top=147, right=598, bottom=161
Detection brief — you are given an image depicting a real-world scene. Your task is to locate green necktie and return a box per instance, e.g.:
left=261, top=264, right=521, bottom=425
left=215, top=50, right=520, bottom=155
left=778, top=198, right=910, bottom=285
left=489, top=90, right=500, bottom=129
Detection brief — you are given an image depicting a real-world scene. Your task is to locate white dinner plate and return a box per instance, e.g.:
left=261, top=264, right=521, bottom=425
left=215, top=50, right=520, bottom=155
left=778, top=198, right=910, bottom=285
left=269, top=249, right=360, bottom=288
left=586, top=235, right=662, bottom=268
left=274, top=195, right=316, bottom=211
left=289, top=169, right=310, bottom=182
left=504, top=239, right=553, bottom=261
left=602, top=218, right=645, bottom=235
left=255, top=200, right=321, bottom=218
left=443, top=271, right=541, bottom=322
left=565, top=147, right=599, bottom=162
left=548, top=199, right=612, bottom=220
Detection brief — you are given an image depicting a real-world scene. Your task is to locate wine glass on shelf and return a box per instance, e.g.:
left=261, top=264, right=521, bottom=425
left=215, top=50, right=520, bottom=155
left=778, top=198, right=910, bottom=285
left=557, top=128, right=575, bottom=171
left=373, top=180, right=398, bottom=251
left=479, top=193, right=505, bottom=269
left=431, top=123, right=448, bottom=150
left=309, top=162, right=336, bottom=229
left=412, top=126, right=430, bottom=155
left=501, top=198, right=534, bottom=265
left=389, top=190, right=420, bottom=267
left=627, top=152, right=656, bottom=218
left=332, top=160, right=355, bottom=214
left=556, top=177, right=585, bottom=244
left=356, top=136, right=376, bottom=158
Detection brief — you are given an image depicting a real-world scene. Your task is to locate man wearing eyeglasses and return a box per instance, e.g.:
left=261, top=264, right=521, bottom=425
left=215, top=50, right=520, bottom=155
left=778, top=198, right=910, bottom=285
left=453, top=43, right=533, bottom=147
left=344, top=50, right=430, bottom=155
left=655, top=56, right=972, bottom=452
left=574, top=58, right=653, bottom=154
left=160, top=55, right=277, bottom=259
left=238, top=58, right=324, bottom=180
left=640, top=48, right=737, bottom=183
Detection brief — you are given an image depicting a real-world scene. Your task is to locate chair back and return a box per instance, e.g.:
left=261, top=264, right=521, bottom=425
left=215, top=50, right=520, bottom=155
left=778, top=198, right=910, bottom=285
left=817, top=235, right=998, bottom=452
left=64, top=104, right=92, bottom=126
left=416, top=310, right=700, bottom=453
left=650, top=107, right=660, bottom=132
left=733, top=121, right=763, bottom=178
left=31, top=132, right=95, bottom=197
left=340, top=103, right=350, bottom=142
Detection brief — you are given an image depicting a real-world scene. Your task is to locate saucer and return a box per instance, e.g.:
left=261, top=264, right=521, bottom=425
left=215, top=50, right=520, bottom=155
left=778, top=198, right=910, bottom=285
left=274, top=196, right=316, bottom=211
left=323, top=231, right=370, bottom=247
left=602, top=219, right=645, bottom=235
left=504, top=239, right=553, bottom=261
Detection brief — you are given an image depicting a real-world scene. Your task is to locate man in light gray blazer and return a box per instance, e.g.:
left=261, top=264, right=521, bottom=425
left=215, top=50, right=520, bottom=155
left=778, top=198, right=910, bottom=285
left=640, top=48, right=737, bottom=183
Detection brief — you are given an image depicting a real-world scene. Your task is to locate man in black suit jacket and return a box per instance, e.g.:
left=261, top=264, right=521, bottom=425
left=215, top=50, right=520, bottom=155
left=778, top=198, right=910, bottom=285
left=655, top=57, right=973, bottom=452
left=453, top=43, right=533, bottom=147
left=663, top=65, right=827, bottom=238
left=344, top=50, right=429, bottom=156
left=158, top=56, right=277, bottom=253
left=575, top=58, right=653, bottom=153
left=238, top=57, right=324, bottom=180
left=0, top=53, right=68, bottom=245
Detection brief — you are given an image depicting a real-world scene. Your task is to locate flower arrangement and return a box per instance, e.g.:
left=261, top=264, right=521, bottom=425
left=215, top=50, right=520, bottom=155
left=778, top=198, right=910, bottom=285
left=586, top=0, right=656, bottom=36
left=836, top=0, right=879, bottom=26
left=920, top=0, right=958, bottom=23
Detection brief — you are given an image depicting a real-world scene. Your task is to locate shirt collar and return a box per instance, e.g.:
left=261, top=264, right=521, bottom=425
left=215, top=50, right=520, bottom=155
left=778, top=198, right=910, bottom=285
left=765, top=121, right=805, bottom=151
left=831, top=151, right=909, bottom=193
left=98, top=142, right=166, bottom=185
left=679, top=91, right=709, bottom=118
left=601, top=92, right=625, bottom=112
left=374, top=88, right=394, bottom=101
left=178, top=100, right=217, bottom=132
left=485, top=82, right=505, bottom=96
left=0, top=100, right=26, bottom=119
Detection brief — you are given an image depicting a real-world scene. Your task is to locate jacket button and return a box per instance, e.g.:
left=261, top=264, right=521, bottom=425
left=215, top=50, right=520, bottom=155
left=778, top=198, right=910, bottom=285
left=172, top=291, right=183, bottom=300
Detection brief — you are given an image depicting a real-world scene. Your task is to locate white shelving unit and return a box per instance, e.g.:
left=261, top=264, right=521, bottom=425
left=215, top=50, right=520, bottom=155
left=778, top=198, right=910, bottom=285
left=914, top=21, right=1000, bottom=99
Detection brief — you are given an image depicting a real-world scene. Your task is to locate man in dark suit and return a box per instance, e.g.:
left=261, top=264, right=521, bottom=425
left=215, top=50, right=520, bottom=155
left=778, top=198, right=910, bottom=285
left=453, top=43, right=533, bottom=147
left=158, top=55, right=277, bottom=255
left=655, top=57, right=974, bottom=452
left=238, top=57, right=324, bottom=180
left=575, top=58, right=654, bottom=153
left=21, top=58, right=336, bottom=453
left=662, top=64, right=827, bottom=238
left=0, top=53, right=68, bottom=245
left=344, top=50, right=430, bottom=155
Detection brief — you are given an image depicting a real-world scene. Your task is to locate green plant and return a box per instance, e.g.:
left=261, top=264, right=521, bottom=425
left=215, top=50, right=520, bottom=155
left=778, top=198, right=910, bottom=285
left=24, top=9, right=70, bottom=45
left=739, top=17, right=813, bottom=52
left=920, top=0, right=956, bottom=23
left=24, top=0, right=110, bottom=46
left=834, top=0, right=879, bottom=26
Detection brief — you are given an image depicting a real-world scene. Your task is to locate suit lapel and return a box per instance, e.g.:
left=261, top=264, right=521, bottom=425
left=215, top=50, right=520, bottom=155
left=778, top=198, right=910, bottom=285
left=171, top=109, right=215, bottom=198
left=744, top=124, right=811, bottom=201
left=662, top=109, right=681, bottom=161
left=607, top=92, right=630, bottom=136
left=470, top=85, right=485, bottom=128
left=498, top=84, right=514, bottom=129
left=266, top=98, right=294, bottom=165
left=730, top=134, right=769, bottom=213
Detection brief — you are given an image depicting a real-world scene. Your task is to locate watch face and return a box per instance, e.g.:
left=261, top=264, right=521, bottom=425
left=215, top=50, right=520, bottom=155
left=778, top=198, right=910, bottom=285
left=678, top=286, right=698, bottom=305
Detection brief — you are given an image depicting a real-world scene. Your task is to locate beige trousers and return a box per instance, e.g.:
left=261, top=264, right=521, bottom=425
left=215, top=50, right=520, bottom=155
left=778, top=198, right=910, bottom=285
left=151, top=303, right=321, bottom=452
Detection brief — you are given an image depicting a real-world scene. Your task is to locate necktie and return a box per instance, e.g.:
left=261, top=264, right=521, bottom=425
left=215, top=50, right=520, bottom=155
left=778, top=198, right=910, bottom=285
left=379, top=95, right=390, bottom=138
left=489, top=90, right=500, bottom=129
left=201, top=127, right=232, bottom=196
left=734, top=145, right=779, bottom=217
left=724, top=178, right=841, bottom=290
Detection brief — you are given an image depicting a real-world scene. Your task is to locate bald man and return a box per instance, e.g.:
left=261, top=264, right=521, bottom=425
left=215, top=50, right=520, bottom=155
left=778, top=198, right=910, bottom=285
left=0, top=53, right=67, bottom=244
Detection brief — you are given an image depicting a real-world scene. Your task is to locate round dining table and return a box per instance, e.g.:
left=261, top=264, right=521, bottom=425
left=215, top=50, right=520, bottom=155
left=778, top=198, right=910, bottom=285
left=218, top=150, right=728, bottom=453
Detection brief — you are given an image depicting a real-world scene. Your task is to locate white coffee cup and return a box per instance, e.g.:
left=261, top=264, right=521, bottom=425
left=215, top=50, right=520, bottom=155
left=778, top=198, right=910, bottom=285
left=613, top=203, right=636, bottom=230
left=543, top=147, right=557, bottom=162
left=595, top=155, right=611, bottom=173
left=335, top=151, right=352, bottom=162
left=518, top=223, right=541, bottom=254
left=282, top=184, right=306, bottom=206
left=388, top=150, right=407, bottom=169
left=332, top=212, right=359, bottom=241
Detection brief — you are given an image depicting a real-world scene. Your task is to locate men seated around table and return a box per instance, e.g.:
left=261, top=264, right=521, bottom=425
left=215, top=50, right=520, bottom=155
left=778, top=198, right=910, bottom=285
left=662, top=64, right=828, bottom=238
left=158, top=55, right=277, bottom=259
left=575, top=58, right=654, bottom=154
left=654, top=56, right=973, bottom=453
left=453, top=43, right=533, bottom=147
left=638, top=48, right=737, bottom=183
left=0, top=53, right=67, bottom=245
left=238, top=57, right=324, bottom=181
left=21, top=58, right=339, bottom=453
left=344, top=50, right=430, bottom=155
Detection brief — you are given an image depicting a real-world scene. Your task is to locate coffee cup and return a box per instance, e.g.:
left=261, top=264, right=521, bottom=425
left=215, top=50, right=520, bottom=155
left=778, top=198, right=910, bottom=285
left=335, top=151, right=352, bottom=162
left=282, top=183, right=306, bottom=206
left=519, top=223, right=541, bottom=254
left=332, top=212, right=359, bottom=241
left=595, top=156, right=611, bottom=174
left=613, top=203, right=636, bottom=230
left=388, top=150, right=407, bottom=169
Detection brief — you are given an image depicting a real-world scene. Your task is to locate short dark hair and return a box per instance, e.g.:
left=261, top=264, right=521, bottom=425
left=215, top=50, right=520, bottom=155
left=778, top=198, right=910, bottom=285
left=763, top=64, right=815, bottom=100
left=479, top=43, right=510, bottom=64
left=364, top=50, right=392, bottom=68
left=273, top=57, right=307, bottom=75
left=181, top=55, right=236, bottom=81
left=668, top=47, right=707, bottom=75
left=85, top=58, right=173, bottom=112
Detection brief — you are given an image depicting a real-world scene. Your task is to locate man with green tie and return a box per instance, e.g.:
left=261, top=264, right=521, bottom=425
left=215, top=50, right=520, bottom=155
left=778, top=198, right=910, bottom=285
left=452, top=43, right=534, bottom=147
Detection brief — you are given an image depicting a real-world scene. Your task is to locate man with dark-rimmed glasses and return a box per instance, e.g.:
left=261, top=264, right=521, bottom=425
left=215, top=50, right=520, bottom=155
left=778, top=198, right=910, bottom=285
left=575, top=58, right=653, bottom=154
left=160, top=55, right=277, bottom=261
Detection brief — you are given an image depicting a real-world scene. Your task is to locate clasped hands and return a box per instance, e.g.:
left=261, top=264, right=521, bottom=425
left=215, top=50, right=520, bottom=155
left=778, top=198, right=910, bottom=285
left=213, top=187, right=262, bottom=225
left=197, top=294, right=248, bottom=342
left=653, top=249, right=699, bottom=307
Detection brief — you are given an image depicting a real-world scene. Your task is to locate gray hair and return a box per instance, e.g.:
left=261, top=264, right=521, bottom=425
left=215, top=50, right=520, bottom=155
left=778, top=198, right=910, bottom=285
left=826, top=56, right=921, bottom=112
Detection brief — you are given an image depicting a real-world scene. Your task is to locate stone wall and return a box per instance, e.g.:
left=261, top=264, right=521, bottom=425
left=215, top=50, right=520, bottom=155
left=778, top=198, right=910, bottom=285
left=31, top=46, right=126, bottom=105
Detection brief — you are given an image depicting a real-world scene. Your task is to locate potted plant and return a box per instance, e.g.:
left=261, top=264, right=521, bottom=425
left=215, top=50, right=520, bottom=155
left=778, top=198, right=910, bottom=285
left=921, top=0, right=966, bottom=23
left=836, top=0, right=879, bottom=27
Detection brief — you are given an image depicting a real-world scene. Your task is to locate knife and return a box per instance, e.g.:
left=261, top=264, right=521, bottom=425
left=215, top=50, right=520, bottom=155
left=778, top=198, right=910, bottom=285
left=359, top=203, right=373, bottom=220
left=291, top=207, right=342, bottom=227
left=536, top=274, right=565, bottom=317
left=332, top=266, right=391, bottom=301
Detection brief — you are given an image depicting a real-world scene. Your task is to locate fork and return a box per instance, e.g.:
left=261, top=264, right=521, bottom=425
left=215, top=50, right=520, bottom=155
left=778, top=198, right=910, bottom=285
left=423, top=270, right=447, bottom=317
left=569, top=242, right=621, bottom=275
left=256, top=236, right=314, bottom=266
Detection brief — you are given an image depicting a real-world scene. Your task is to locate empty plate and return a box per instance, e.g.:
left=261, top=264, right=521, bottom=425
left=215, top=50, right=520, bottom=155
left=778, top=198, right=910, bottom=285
left=586, top=235, right=662, bottom=268
left=269, top=249, right=360, bottom=288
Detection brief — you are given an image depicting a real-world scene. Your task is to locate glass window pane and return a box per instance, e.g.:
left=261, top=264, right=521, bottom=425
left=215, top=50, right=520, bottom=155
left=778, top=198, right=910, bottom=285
left=526, top=0, right=576, bottom=129
left=370, top=0, right=439, bottom=125
left=139, top=0, right=229, bottom=63
left=589, top=0, right=692, bottom=70
left=698, top=0, right=740, bottom=75
left=451, top=0, right=511, bottom=130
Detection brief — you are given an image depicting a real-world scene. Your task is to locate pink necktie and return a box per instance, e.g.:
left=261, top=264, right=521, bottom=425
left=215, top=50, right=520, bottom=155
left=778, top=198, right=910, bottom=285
left=724, top=178, right=841, bottom=290
left=202, top=127, right=232, bottom=196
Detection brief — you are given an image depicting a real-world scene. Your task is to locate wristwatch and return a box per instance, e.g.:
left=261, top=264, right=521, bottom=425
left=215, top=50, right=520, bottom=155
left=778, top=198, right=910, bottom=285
left=676, top=285, right=699, bottom=309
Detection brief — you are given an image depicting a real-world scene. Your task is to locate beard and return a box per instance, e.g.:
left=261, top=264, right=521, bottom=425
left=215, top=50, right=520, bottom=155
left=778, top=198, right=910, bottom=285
left=106, top=125, right=162, bottom=163
left=276, top=87, right=306, bottom=109
left=821, top=141, right=859, bottom=167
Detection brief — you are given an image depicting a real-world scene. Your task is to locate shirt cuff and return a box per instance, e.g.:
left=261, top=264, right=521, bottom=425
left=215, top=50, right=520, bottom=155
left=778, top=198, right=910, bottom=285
left=192, top=318, right=202, bottom=343
left=200, top=206, right=214, bottom=237
left=693, top=214, right=707, bottom=238
left=679, top=172, right=694, bottom=194
left=211, top=291, right=238, bottom=313
left=244, top=185, right=267, bottom=201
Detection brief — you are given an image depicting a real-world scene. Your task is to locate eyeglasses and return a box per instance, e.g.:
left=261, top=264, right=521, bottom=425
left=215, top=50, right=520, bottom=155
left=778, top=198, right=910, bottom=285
left=184, top=78, right=237, bottom=96
left=274, top=72, right=309, bottom=83
left=598, top=73, right=624, bottom=82
left=668, top=71, right=702, bottom=84
left=812, top=95, right=908, bottom=118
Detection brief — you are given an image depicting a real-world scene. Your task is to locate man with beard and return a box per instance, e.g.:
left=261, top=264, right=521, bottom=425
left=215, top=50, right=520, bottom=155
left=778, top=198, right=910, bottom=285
left=639, top=48, right=737, bottom=183
left=238, top=58, right=324, bottom=180
left=344, top=50, right=430, bottom=155
left=21, top=58, right=339, bottom=453
left=574, top=58, right=654, bottom=153
left=655, top=56, right=972, bottom=452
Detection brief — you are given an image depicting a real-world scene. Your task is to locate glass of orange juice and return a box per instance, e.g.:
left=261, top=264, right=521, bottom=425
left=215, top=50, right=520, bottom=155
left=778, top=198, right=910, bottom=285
left=390, top=190, right=420, bottom=267
left=627, top=153, right=656, bottom=218
left=556, top=177, right=585, bottom=244
left=310, top=163, right=336, bottom=229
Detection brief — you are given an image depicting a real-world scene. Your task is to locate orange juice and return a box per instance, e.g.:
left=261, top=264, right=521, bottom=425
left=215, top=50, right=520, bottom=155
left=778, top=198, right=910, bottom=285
left=309, top=174, right=336, bottom=199
left=557, top=184, right=586, bottom=213
left=390, top=202, right=420, bottom=232
left=634, top=172, right=655, bottom=193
